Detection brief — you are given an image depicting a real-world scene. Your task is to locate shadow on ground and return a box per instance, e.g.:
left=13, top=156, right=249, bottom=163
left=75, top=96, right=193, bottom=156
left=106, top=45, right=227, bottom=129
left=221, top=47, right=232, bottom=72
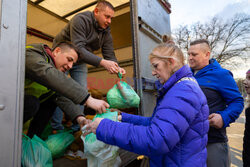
left=230, top=147, right=243, bottom=167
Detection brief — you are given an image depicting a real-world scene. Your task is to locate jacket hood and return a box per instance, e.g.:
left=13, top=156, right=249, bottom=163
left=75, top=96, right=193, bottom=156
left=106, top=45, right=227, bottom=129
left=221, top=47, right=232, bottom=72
left=156, top=65, right=193, bottom=97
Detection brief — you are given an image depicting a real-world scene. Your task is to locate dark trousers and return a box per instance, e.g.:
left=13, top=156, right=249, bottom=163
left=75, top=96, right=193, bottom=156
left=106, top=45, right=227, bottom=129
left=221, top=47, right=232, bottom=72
left=23, top=95, right=40, bottom=123
left=207, top=142, right=231, bottom=167
left=24, top=95, right=57, bottom=138
left=243, top=107, right=250, bottom=167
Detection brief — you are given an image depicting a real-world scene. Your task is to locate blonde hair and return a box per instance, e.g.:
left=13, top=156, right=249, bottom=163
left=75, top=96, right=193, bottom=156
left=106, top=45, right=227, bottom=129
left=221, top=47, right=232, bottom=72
left=149, top=42, right=185, bottom=68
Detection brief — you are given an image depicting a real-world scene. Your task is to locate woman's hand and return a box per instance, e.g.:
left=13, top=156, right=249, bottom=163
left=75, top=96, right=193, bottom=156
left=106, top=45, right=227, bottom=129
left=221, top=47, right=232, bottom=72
left=76, top=116, right=92, bottom=129
left=84, top=118, right=104, bottom=135
left=110, top=108, right=122, bottom=121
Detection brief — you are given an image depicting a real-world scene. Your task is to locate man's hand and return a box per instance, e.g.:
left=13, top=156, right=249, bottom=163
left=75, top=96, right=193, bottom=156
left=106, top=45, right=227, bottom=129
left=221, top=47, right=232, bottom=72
left=209, top=113, right=224, bottom=129
left=116, top=81, right=127, bottom=100
left=85, top=96, right=109, bottom=114
left=84, top=118, right=104, bottom=135
left=100, top=59, right=119, bottom=74
left=118, top=67, right=126, bottom=75
left=76, top=116, right=91, bottom=129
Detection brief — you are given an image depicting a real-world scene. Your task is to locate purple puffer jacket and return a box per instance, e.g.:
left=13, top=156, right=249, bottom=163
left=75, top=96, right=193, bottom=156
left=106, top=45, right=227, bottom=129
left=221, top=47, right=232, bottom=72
left=96, top=65, right=209, bottom=167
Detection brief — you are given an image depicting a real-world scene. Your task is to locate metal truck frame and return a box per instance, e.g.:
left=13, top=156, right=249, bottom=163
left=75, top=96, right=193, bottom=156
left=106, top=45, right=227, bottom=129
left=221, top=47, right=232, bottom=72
left=0, top=0, right=171, bottom=166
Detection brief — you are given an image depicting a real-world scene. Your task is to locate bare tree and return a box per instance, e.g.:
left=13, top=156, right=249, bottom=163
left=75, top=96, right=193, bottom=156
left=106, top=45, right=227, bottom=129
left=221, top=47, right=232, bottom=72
left=173, top=13, right=250, bottom=65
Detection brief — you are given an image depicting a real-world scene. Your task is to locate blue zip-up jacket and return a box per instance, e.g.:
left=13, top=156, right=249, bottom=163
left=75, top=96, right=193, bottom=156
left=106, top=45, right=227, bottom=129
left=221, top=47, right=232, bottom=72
left=96, top=65, right=209, bottom=167
left=192, top=59, right=244, bottom=143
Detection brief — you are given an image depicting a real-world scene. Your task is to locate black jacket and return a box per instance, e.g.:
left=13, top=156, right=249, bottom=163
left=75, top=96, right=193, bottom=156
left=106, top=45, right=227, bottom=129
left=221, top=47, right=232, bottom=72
left=243, top=106, right=250, bottom=167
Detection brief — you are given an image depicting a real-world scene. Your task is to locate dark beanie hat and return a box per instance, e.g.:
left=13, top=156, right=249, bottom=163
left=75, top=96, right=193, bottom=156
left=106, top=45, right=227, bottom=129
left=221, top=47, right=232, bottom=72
left=247, top=69, right=250, bottom=74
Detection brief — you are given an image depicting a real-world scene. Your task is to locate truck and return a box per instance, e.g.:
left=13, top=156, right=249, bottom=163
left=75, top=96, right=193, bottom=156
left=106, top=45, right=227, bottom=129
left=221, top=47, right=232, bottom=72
left=0, top=0, right=171, bottom=166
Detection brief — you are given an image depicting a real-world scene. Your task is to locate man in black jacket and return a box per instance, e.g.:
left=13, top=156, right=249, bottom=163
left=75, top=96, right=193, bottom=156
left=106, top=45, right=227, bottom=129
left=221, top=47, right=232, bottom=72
left=51, top=0, right=126, bottom=132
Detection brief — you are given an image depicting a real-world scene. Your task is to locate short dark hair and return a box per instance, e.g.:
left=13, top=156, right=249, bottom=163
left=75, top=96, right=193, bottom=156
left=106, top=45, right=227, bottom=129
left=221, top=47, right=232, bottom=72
left=190, top=39, right=210, bottom=48
left=96, top=0, right=114, bottom=11
left=52, top=41, right=78, bottom=54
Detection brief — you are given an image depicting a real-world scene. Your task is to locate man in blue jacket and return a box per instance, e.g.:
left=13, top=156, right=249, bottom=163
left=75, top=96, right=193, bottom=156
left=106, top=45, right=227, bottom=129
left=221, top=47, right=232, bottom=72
left=188, top=39, right=244, bottom=167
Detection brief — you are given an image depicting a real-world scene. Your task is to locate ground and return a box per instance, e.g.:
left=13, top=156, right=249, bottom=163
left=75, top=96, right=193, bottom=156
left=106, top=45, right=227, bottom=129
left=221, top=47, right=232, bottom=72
left=228, top=110, right=245, bottom=167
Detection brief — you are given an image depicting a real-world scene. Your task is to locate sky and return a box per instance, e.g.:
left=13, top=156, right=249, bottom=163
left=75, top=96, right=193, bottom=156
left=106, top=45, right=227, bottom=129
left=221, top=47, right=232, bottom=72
left=169, top=0, right=250, bottom=29
left=168, top=0, right=250, bottom=78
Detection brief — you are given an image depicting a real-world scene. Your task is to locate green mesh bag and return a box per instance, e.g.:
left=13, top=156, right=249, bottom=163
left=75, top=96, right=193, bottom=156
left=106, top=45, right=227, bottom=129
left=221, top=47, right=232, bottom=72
left=40, top=122, right=53, bottom=140
left=21, top=134, right=53, bottom=167
left=106, top=81, right=140, bottom=109
left=45, top=131, right=75, bottom=159
left=84, top=110, right=118, bottom=144
left=81, top=110, right=121, bottom=167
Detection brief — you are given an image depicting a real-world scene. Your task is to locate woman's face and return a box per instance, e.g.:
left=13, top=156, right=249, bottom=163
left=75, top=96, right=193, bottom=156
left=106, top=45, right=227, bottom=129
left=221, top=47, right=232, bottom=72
left=243, top=73, right=250, bottom=94
left=150, top=58, right=172, bottom=84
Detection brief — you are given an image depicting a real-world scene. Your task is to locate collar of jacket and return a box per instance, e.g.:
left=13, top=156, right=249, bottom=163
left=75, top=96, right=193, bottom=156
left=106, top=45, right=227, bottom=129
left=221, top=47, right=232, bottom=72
left=155, top=64, right=193, bottom=97
left=44, top=45, right=56, bottom=66
left=191, top=58, right=221, bottom=77
left=91, top=11, right=110, bottom=33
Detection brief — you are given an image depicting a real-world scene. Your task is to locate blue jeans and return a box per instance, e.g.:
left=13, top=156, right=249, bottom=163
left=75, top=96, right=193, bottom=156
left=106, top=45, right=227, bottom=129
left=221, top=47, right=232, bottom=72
left=51, top=63, right=88, bottom=131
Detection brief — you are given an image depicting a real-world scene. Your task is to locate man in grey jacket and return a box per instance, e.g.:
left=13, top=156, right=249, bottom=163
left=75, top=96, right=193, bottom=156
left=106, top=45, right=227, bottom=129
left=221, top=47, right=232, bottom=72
left=54, top=1, right=125, bottom=74
left=52, top=0, right=125, bottom=132
left=24, top=42, right=109, bottom=138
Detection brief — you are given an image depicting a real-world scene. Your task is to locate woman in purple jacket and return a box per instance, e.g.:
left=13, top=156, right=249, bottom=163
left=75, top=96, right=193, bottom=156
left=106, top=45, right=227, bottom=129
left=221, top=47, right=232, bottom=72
left=86, top=42, right=209, bottom=167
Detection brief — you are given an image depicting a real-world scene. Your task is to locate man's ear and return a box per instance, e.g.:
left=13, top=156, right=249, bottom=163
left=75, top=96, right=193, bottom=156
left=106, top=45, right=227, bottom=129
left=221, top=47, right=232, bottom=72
left=53, top=47, right=61, bottom=58
left=206, top=51, right=211, bottom=59
left=94, top=7, right=98, bottom=16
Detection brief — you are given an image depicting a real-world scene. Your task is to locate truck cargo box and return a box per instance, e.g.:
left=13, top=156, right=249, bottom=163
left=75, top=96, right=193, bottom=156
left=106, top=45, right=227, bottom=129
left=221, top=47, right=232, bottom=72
left=0, top=0, right=171, bottom=166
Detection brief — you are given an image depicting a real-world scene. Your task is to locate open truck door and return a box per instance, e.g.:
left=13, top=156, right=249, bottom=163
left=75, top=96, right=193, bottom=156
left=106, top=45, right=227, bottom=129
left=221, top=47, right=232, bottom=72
left=120, top=1, right=171, bottom=166
left=131, top=0, right=171, bottom=116
left=0, top=0, right=27, bottom=166
left=0, top=0, right=171, bottom=166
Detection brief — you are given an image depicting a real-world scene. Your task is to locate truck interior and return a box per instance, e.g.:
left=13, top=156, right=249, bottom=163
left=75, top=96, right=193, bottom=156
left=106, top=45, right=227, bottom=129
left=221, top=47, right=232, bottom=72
left=26, top=2, right=141, bottom=166
left=27, top=0, right=133, bottom=95
left=0, top=0, right=171, bottom=166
